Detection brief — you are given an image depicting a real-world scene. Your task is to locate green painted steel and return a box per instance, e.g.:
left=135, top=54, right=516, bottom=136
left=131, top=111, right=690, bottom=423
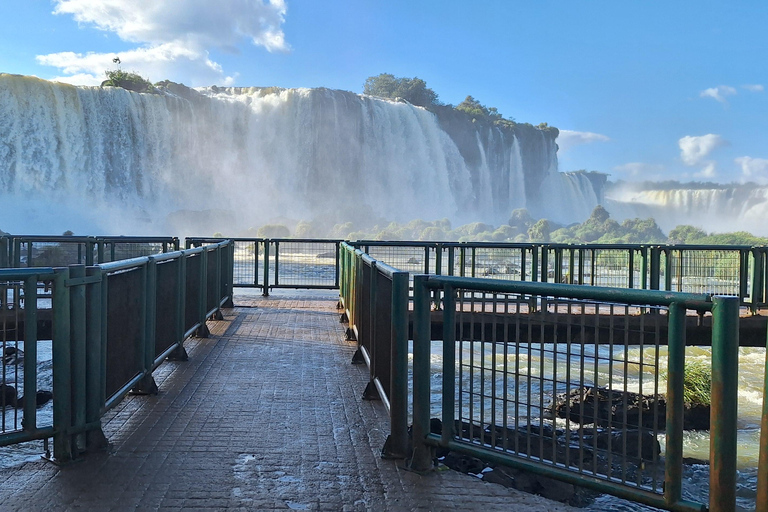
left=401, top=273, right=744, bottom=512
left=709, top=296, right=740, bottom=512
left=757, top=328, right=768, bottom=512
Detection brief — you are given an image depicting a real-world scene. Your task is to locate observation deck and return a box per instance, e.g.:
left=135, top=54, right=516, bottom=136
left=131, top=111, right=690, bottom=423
left=0, top=290, right=571, bottom=511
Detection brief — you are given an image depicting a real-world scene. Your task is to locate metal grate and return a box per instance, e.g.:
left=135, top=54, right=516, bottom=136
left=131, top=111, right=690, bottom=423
left=448, top=291, right=667, bottom=494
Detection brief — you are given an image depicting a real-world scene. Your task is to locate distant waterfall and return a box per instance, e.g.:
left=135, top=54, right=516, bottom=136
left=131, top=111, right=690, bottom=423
left=0, top=74, right=596, bottom=235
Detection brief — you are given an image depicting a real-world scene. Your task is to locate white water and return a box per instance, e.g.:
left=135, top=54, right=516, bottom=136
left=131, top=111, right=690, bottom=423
left=0, top=74, right=599, bottom=236
left=607, top=186, right=768, bottom=235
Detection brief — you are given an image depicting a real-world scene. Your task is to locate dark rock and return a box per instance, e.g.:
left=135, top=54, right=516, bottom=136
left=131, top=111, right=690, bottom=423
left=581, top=428, right=661, bottom=461
left=552, top=385, right=710, bottom=431
left=2, top=384, right=18, bottom=407
left=536, top=474, right=576, bottom=502
left=441, top=452, right=485, bottom=475
left=18, top=390, right=53, bottom=408
left=481, top=466, right=516, bottom=488
left=3, top=347, right=23, bottom=365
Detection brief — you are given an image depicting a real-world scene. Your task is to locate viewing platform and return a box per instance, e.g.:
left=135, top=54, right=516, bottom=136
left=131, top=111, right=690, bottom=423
left=0, top=290, right=573, bottom=511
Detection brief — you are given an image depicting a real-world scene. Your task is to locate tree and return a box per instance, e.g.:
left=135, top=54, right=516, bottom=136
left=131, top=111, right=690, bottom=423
left=668, top=225, right=708, bottom=244
left=363, top=74, right=439, bottom=107
left=528, top=219, right=551, bottom=242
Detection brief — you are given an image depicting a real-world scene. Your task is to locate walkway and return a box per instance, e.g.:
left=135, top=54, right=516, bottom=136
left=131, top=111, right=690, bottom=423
left=0, top=291, right=575, bottom=511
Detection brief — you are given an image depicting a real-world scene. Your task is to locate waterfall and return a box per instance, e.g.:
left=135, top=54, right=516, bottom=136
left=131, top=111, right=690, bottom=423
left=606, top=186, right=768, bottom=234
left=0, top=74, right=594, bottom=235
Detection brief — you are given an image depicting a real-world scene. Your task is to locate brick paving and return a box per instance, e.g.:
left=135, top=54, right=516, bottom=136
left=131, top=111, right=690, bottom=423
left=0, top=290, right=576, bottom=511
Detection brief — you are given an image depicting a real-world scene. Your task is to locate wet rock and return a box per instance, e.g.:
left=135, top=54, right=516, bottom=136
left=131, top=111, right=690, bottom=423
left=2, top=383, right=18, bottom=407
left=536, top=475, right=575, bottom=502
left=552, top=385, right=710, bottom=431
left=3, top=347, right=23, bottom=365
left=442, top=452, right=485, bottom=475
left=481, top=466, right=516, bottom=488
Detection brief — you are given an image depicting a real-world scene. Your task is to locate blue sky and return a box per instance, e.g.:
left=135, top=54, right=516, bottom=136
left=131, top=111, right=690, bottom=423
left=1, top=1, right=766, bottom=184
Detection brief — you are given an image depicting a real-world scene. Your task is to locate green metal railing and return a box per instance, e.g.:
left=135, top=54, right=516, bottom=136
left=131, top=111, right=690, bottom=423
left=349, top=241, right=765, bottom=309
left=406, top=276, right=740, bottom=512
left=186, top=237, right=341, bottom=295
left=1, top=268, right=57, bottom=449
left=2, top=235, right=179, bottom=268
left=338, top=242, right=410, bottom=459
left=0, top=241, right=234, bottom=462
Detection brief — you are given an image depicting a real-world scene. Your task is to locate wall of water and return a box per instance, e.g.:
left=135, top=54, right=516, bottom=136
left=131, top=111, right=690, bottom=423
left=607, top=186, right=768, bottom=235
left=0, top=74, right=598, bottom=235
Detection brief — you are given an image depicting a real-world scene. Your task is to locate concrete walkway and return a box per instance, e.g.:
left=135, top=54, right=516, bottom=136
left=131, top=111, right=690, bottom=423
left=0, top=291, right=576, bottom=511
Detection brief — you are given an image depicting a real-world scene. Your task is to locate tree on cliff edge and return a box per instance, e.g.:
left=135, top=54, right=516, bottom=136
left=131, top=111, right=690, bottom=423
left=363, top=74, right=439, bottom=107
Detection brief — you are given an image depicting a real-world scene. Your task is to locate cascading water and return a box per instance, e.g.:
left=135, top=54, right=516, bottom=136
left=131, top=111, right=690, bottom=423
left=0, top=74, right=599, bottom=235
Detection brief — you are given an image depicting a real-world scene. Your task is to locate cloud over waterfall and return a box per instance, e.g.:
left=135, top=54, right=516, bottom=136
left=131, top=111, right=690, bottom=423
left=37, top=0, right=288, bottom=86
left=556, top=130, right=610, bottom=153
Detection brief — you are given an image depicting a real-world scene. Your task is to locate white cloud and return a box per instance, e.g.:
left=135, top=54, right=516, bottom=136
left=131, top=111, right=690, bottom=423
left=38, top=0, right=288, bottom=86
left=700, top=85, right=737, bottom=103
left=612, top=162, right=665, bottom=178
left=556, top=130, right=610, bottom=153
left=678, top=134, right=727, bottom=165
left=735, top=156, right=768, bottom=182
left=743, top=84, right=764, bottom=92
left=695, top=162, right=717, bottom=178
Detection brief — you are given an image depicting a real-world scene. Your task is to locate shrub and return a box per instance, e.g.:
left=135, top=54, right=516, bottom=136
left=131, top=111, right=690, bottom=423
left=103, top=69, right=156, bottom=94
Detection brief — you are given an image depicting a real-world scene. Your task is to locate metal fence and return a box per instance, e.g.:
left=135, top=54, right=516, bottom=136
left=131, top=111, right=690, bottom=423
left=1, top=235, right=179, bottom=268
left=1, top=268, right=57, bottom=449
left=338, top=242, right=410, bottom=458
left=407, top=276, right=740, bottom=512
left=186, top=238, right=341, bottom=294
left=349, top=241, right=767, bottom=309
left=0, top=241, right=233, bottom=462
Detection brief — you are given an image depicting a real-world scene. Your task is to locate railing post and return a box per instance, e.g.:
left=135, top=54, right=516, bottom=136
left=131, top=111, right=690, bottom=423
left=441, top=284, right=456, bottom=449
left=132, top=261, right=157, bottom=394
left=274, top=240, right=280, bottom=287
left=409, top=274, right=433, bottom=472
left=709, top=295, right=739, bottom=512
left=169, top=251, right=189, bottom=361
left=382, top=270, right=410, bottom=459
left=757, top=327, right=768, bottom=512
left=22, top=275, right=38, bottom=433
left=68, top=264, right=88, bottom=453
left=262, top=240, right=270, bottom=296
left=664, top=302, right=686, bottom=506
left=334, top=241, right=341, bottom=290
left=750, top=248, right=762, bottom=312
left=52, top=267, right=74, bottom=463
left=650, top=246, right=661, bottom=290
left=85, top=266, right=108, bottom=451
left=627, top=248, right=635, bottom=288
left=197, top=249, right=209, bottom=337
left=0, top=236, right=9, bottom=268
left=224, top=241, right=235, bottom=308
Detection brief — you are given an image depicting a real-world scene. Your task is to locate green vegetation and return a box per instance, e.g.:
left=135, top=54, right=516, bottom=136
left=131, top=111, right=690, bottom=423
left=103, top=69, right=156, bottom=94
left=363, top=74, right=439, bottom=107
left=682, top=360, right=712, bottom=406
left=455, top=95, right=515, bottom=128
left=550, top=206, right=666, bottom=244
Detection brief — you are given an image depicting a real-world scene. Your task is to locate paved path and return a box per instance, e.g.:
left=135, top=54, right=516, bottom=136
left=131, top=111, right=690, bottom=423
left=0, top=291, right=576, bottom=511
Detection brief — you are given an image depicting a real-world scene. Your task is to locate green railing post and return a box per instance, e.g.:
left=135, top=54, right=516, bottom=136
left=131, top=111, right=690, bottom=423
left=664, top=302, right=686, bottom=506
left=69, top=264, right=88, bottom=452
left=382, top=270, right=410, bottom=459
left=710, top=295, right=739, bottom=512
left=85, top=266, right=107, bottom=451
left=169, top=251, right=189, bottom=361
left=409, top=274, right=433, bottom=472
left=133, top=258, right=158, bottom=394
left=757, top=327, right=768, bottom=512
left=334, top=241, right=341, bottom=289
left=262, top=240, right=270, bottom=296
left=22, top=275, right=38, bottom=433
left=750, top=248, right=762, bottom=311
left=52, top=267, right=74, bottom=463
left=224, top=241, right=235, bottom=308
left=1, top=236, right=9, bottom=267
left=441, top=284, right=456, bottom=448
left=459, top=246, right=466, bottom=277
left=627, top=249, right=635, bottom=288
left=274, top=240, right=280, bottom=287
left=447, top=245, right=455, bottom=276
left=650, top=247, right=661, bottom=290
left=197, top=249, right=209, bottom=337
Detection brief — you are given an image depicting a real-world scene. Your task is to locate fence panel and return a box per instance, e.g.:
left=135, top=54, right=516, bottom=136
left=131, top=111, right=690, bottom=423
left=104, top=266, right=145, bottom=400
left=154, top=259, right=180, bottom=359
left=409, top=276, right=739, bottom=512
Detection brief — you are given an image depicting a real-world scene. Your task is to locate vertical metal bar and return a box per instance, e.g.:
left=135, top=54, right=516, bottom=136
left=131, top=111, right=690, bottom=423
left=334, top=241, right=341, bottom=289
left=85, top=266, right=106, bottom=451
left=447, top=246, right=455, bottom=276
left=628, top=249, right=635, bottom=289
left=69, top=264, right=87, bottom=453
left=274, top=241, right=280, bottom=287
left=0, top=236, right=8, bottom=267
left=22, top=275, right=38, bottom=432
left=52, top=268, right=73, bottom=463
left=471, top=247, right=476, bottom=278
left=664, top=302, right=686, bottom=506
left=650, top=247, right=661, bottom=290
left=198, top=250, right=208, bottom=336
left=709, top=295, right=739, bottom=512
left=756, top=328, right=768, bottom=512
left=144, top=259, right=157, bottom=374
left=262, top=241, right=270, bottom=296
left=442, top=285, right=456, bottom=448
left=410, top=275, right=433, bottom=472
left=385, top=270, right=410, bottom=458
left=459, top=246, right=466, bottom=277
left=424, top=246, right=430, bottom=274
